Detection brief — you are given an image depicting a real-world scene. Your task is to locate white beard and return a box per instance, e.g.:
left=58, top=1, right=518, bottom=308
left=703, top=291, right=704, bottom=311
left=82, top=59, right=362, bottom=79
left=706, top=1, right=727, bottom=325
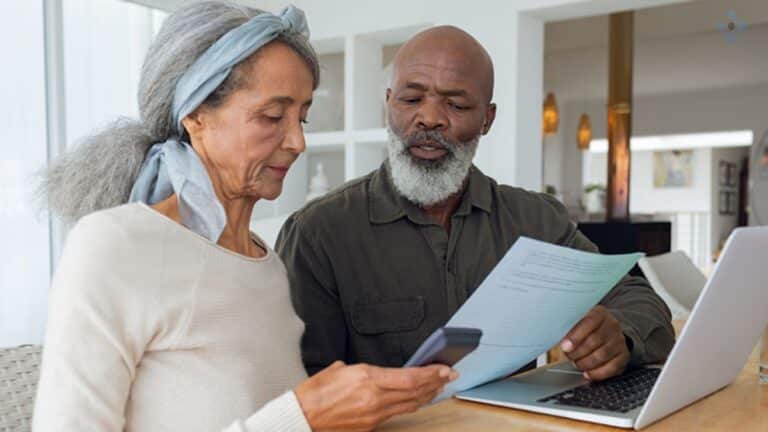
left=386, top=127, right=480, bottom=207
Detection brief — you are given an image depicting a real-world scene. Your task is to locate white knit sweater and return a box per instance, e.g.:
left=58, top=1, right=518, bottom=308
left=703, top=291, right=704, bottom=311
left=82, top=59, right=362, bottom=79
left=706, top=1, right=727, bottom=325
left=33, top=203, right=311, bottom=432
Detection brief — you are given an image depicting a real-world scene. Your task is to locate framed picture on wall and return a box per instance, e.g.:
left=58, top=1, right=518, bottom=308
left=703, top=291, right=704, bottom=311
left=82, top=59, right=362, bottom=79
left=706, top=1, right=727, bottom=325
left=719, top=191, right=729, bottom=215
left=727, top=191, right=738, bottom=214
left=718, top=161, right=729, bottom=186
left=719, top=191, right=738, bottom=215
left=726, top=163, right=739, bottom=187
left=654, top=150, right=694, bottom=188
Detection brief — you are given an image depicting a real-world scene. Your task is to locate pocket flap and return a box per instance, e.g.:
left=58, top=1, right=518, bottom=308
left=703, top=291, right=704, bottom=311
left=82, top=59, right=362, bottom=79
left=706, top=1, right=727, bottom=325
left=350, top=297, right=425, bottom=335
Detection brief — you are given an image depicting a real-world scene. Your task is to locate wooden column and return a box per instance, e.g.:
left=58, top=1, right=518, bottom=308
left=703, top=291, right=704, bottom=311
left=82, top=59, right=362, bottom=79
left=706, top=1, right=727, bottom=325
left=606, top=12, right=634, bottom=221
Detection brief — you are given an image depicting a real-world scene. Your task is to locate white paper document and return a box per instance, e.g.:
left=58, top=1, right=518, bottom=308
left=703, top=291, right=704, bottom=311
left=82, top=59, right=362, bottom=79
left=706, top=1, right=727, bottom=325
left=440, top=237, right=642, bottom=398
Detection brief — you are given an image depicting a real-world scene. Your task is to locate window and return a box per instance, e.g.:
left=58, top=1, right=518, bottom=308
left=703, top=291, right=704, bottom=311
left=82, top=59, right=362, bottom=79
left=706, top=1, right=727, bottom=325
left=0, top=0, right=166, bottom=347
left=0, top=1, right=50, bottom=346
left=63, top=0, right=166, bottom=148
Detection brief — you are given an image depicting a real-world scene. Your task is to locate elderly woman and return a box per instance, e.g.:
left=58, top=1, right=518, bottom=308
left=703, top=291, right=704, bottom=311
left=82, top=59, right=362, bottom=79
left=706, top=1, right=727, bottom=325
left=33, top=2, right=455, bottom=431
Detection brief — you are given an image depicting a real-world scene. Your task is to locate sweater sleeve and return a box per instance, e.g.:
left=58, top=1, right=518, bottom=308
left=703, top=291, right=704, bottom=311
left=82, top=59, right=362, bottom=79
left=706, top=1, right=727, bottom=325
left=222, top=391, right=312, bottom=432
left=33, top=214, right=152, bottom=431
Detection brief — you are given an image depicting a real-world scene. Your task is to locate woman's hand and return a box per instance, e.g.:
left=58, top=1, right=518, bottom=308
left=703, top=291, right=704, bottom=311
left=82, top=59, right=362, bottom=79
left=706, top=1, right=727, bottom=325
left=294, top=361, right=458, bottom=432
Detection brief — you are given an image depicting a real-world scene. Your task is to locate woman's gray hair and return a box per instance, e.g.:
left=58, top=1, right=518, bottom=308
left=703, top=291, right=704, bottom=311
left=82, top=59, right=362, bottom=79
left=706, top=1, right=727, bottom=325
left=41, top=1, right=319, bottom=222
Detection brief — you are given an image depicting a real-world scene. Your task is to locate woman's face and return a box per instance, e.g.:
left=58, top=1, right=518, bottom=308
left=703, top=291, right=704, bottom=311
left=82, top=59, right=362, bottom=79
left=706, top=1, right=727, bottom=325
left=185, top=41, right=314, bottom=202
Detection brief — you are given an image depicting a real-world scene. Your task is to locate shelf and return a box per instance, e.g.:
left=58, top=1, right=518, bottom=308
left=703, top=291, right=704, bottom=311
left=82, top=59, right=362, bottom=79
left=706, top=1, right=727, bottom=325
left=352, top=128, right=388, bottom=143
left=306, top=130, right=346, bottom=151
left=312, top=36, right=344, bottom=56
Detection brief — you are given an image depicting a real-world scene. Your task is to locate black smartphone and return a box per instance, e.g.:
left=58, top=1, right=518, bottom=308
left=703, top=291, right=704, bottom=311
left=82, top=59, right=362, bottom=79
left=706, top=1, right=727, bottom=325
left=403, top=326, right=482, bottom=367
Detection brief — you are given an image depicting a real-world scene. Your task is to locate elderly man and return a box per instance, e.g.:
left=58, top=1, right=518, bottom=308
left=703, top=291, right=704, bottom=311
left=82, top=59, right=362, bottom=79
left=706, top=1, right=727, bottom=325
left=277, top=26, right=674, bottom=381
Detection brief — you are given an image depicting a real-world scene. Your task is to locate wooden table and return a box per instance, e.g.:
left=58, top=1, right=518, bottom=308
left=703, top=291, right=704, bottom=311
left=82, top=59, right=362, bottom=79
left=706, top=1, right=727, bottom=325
left=381, top=330, right=767, bottom=431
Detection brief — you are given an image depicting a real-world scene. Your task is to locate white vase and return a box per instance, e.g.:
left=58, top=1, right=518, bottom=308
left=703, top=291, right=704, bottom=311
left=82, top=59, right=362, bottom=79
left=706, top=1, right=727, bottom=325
left=306, top=162, right=330, bottom=202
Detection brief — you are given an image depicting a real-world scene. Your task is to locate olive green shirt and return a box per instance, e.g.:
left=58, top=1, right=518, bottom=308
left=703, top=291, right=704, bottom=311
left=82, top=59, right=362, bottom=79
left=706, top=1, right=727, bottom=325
left=276, top=163, right=674, bottom=375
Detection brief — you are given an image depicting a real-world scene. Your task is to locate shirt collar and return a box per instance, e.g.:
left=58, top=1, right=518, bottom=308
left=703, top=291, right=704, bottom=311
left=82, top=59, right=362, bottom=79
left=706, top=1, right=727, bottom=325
left=368, top=162, right=493, bottom=225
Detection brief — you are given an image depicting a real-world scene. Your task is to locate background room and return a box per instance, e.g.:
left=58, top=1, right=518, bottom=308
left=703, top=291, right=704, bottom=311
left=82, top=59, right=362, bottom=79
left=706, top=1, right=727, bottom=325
left=2, top=0, right=767, bottom=368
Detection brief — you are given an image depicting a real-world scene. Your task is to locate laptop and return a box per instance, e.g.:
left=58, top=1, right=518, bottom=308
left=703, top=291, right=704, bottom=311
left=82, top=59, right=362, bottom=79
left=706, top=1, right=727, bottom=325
left=456, top=226, right=768, bottom=429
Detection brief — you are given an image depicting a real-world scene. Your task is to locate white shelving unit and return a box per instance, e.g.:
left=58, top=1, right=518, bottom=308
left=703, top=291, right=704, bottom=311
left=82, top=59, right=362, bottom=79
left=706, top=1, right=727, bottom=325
left=251, top=24, right=431, bottom=235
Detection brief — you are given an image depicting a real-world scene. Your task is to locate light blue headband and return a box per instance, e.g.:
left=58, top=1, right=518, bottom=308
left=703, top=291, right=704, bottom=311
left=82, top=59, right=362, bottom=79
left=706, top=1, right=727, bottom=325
left=129, top=5, right=309, bottom=243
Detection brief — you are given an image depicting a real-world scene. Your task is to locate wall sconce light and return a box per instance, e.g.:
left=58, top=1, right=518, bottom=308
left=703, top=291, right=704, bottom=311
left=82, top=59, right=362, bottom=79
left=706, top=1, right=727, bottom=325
left=542, top=92, right=559, bottom=135
left=577, top=113, right=592, bottom=150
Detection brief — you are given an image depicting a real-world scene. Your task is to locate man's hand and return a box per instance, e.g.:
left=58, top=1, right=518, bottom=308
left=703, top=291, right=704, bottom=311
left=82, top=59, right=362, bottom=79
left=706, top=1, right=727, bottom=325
left=560, top=306, right=630, bottom=381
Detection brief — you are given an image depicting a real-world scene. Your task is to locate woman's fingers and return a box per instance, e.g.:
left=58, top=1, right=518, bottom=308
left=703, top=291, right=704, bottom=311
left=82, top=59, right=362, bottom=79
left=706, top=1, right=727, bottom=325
left=370, top=364, right=455, bottom=391
left=373, top=376, right=446, bottom=407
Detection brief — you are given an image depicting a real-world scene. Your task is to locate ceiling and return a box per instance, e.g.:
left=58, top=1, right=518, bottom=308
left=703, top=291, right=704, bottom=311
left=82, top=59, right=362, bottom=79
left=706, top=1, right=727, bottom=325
left=546, top=0, right=768, bottom=54
left=544, top=0, right=768, bottom=101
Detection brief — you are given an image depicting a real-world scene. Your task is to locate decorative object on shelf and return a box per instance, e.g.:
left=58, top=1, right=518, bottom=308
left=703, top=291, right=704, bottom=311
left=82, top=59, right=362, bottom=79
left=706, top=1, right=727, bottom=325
left=306, top=162, right=330, bottom=202
left=582, top=183, right=606, bottom=214
left=542, top=92, right=559, bottom=136
left=577, top=113, right=592, bottom=150
left=653, top=150, right=694, bottom=188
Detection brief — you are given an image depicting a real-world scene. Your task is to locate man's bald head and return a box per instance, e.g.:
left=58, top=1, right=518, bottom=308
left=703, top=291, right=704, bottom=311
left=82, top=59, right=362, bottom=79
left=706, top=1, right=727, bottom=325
left=392, top=26, right=495, bottom=102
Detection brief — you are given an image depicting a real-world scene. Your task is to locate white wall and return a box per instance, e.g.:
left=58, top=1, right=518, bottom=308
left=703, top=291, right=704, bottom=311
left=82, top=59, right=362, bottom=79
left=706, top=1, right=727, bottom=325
left=586, top=148, right=712, bottom=214
left=632, top=149, right=711, bottom=214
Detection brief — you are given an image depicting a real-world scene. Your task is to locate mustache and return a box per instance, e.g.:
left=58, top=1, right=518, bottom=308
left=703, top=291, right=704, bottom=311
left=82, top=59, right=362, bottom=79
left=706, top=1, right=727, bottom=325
left=402, top=130, right=457, bottom=152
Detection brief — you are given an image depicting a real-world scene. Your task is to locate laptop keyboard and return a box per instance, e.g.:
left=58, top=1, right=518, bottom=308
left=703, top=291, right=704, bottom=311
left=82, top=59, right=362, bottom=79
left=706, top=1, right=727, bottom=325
left=537, top=367, right=661, bottom=413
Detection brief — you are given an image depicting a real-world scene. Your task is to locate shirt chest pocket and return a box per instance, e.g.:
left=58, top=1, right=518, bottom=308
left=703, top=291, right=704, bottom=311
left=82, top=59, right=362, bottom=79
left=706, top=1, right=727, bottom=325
left=349, top=297, right=425, bottom=366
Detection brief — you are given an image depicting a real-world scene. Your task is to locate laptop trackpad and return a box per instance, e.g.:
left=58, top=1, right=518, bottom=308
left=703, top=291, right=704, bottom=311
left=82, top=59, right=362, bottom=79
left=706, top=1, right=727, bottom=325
left=515, top=363, right=585, bottom=394
left=460, top=363, right=587, bottom=402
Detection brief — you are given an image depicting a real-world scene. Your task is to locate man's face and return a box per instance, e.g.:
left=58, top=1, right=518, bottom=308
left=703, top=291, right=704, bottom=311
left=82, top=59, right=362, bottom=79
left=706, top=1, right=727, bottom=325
left=386, top=50, right=494, bottom=163
left=383, top=47, right=496, bottom=206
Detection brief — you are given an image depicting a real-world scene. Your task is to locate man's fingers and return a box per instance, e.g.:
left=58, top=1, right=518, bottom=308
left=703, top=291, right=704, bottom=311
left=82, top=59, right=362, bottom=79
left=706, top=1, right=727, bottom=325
left=561, top=307, right=606, bottom=353
left=585, top=351, right=630, bottom=381
left=565, top=332, right=604, bottom=362
left=574, top=344, right=621, bottom=372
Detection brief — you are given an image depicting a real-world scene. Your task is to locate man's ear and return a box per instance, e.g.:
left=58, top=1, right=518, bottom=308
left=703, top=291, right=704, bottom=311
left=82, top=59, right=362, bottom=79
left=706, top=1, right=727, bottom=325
left=482, top=103, right=497, bottom=135
left=385, top=88, right=392, bottom=103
